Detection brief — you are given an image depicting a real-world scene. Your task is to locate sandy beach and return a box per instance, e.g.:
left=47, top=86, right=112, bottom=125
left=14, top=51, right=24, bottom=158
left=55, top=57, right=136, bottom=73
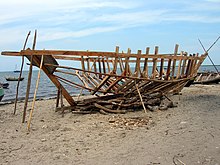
left=0, top=84, right=220, bottom=165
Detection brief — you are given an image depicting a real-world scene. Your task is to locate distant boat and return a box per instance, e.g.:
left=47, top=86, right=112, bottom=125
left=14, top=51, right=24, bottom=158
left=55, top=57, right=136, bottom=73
left=193, top=72, right=220, bottom=85
left=0, top=82, right=9, bottom=88
left=5, top=77, right=24, bottom=81
left=0, top=87, right=4, bottom=101
left=14, top=64, right=21, bottom=73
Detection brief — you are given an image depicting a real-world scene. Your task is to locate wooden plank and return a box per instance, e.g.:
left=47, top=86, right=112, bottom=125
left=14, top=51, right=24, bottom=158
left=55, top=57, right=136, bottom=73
left=3, top=50, right=205, bottom=62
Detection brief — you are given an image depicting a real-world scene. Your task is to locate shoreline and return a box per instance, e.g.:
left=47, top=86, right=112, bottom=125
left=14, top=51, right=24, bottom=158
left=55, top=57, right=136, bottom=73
left=0, top=84, right=220, bottom=164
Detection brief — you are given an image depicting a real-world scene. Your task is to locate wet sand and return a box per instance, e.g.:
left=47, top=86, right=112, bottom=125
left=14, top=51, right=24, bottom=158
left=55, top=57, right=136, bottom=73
left=0, top=85, right=220, bottom=165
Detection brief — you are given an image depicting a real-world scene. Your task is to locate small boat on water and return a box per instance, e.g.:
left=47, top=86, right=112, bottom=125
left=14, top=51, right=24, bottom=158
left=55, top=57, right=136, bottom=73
left=193, top=72, right=220, bottom=85
left=0, top=87, right=4, bottom=101
left=0, top=82, right=9, bottom=88
left=14, top=64, right=21, bottom=73
left=5, top=77, right=24, bottom=81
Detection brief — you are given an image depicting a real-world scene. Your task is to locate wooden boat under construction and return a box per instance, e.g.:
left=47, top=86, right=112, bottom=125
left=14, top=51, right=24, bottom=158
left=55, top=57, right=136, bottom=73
left=1, top=43, right=208, bottom=113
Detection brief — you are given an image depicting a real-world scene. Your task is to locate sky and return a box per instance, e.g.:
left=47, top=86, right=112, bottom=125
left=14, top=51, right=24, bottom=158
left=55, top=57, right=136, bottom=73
left=0, top=0, right=219, bottom=71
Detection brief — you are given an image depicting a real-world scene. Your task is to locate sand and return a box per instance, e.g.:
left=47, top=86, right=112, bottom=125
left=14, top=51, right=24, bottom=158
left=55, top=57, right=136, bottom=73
left=0, top=85, right=220, bottom=165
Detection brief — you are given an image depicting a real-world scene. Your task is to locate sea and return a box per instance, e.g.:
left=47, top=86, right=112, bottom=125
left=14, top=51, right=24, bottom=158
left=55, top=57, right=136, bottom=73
left=0, top=65, right=220, bottom=103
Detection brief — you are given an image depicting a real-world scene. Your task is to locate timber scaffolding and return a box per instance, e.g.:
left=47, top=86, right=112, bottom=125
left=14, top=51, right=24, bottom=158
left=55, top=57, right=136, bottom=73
left=1, top=33, right=208, bottom=119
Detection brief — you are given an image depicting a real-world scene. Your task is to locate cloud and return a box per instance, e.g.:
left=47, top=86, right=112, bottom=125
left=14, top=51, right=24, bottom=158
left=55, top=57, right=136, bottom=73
left=0, top=0, right=219, bottom=44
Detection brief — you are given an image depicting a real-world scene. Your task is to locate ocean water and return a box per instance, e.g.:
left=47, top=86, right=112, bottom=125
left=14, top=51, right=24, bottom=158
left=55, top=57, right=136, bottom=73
left=0, top=65, right=219, bottom=103
left=0, top=70, right=84, bottom=103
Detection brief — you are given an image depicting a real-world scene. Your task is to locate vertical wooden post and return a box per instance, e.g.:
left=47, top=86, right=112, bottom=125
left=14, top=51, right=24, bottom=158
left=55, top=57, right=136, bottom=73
left=22, top=30, right=37, bottom=123
left=27, top=55, right=44, bottom=131
left=14, top=31, right=31, bottom=115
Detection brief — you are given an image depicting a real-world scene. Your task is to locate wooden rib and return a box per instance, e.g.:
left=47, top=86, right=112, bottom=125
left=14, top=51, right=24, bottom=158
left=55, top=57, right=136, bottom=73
left=98, top=58, right=102, bottom=78
left=87, top=57, right=90, bottom=71
left=181, top=52, right=188, bottom=77
left=93, top=59, right=97, bottom=74
left=113, top=46, right=119, bottom=73
left=102, top=57, right=106, bottom=74
left=159, top=58, right=164, bottom=79
left=165, top=56, right=172, bottom=80
left=119, top=58, right=124, bottom=73
left=185, top=57, right=192, bottom=77
left=81, top=56, right=85, bottom=70
left=55, top=75, right=93, bottom=91
left=176, top=51, right=184, bottom=79
left=91, top=74, right=112, bottom=95
left=143, top=47, right=150, bottom=78
left=135, top=50, right=141, bottom=77
left=125, top=48, right=131, bottom=76
left=75, top=71, right=90, bottom=88
left=104, top=77, right=123, bottom=93
left=171, top=44, right=179, bottom=78
left=81, top=73, right=96, bottom=88
left=190, top=54, right=198, bottom=76
left=152, top=46, right=158, bottom=79
left=106, top=57, right=111, bottom=72
left=87, top=73, right=100, bottom=86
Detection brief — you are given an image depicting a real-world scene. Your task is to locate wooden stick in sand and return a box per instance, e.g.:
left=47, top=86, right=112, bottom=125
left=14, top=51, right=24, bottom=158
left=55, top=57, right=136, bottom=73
left=135, top=80, right=147, bottom=113
left=22, top=30, right=37, bottom=123
left=27, top=55, right=44, bottom=131
left=14, top=31, right=31, bottom=115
